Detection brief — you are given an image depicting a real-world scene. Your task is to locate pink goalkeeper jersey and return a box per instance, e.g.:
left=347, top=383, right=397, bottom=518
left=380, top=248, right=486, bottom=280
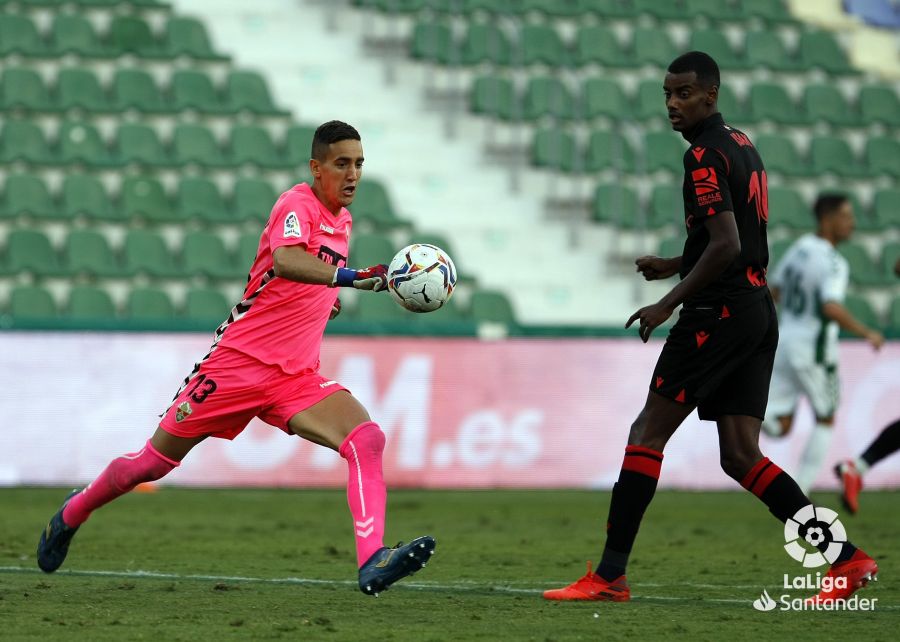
left=214, top=183, right=352, bottom=374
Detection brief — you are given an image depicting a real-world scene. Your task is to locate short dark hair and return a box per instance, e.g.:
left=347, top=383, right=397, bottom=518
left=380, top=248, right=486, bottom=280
left=667, top=51, right=720, bottom=89
left=813, top=193, right=849, bottom=221
left=312, top=120, right=361, bottom=160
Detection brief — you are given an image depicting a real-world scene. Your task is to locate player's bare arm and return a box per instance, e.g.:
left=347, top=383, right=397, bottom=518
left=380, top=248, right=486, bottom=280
left=635, top=255, right=682, bottom=281
left=273, top=244, right=341, bottom=285
left=821, top=301, right=885, bottom=350
left=626, top=211, right=740, bottom=342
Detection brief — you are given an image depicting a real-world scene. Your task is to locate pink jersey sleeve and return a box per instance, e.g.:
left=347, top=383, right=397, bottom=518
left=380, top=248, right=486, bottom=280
left=268, top=191, right=320, bottom=253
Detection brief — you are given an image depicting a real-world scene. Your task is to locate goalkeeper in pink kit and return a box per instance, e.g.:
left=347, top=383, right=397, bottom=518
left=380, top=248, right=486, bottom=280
left=37, top=121, right=435, bottom=596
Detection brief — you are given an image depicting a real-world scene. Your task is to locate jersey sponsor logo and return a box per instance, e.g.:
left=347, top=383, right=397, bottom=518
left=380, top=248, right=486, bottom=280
left=691, top=146, right=706, bottom=162
left=319, top=223, right=335, bottom=234
left=318, top=245, right=347, bottom=267
left=730, top=132, right=753, bottom=147
left=283, top=211, right=303, bottom=239
left=691, top=167, right=723, bottom=207
left=746, top=265, right=767, bottom=287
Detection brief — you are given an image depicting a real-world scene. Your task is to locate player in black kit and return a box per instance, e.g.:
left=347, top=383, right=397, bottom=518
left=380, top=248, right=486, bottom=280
left=543, top=52, right=877, bottom=604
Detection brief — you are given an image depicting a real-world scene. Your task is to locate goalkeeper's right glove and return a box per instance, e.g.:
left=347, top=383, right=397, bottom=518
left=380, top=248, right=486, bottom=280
left=331, top=265, right=389, bottom=292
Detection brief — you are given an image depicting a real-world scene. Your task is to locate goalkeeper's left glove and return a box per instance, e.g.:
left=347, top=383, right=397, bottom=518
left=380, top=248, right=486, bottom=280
left=331, top=265, right=389, bottom=292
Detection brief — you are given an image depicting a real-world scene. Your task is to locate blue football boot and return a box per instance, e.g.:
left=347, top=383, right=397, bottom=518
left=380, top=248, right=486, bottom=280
left=37, top=489, right=81, bottom=573
left=358, top=535, right=436, bottom=596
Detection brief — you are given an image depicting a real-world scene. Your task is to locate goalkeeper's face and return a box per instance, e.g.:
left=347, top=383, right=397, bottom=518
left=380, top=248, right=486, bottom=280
left=311, top=139, right=365, bottom=212
left=663, top=71, right=717, bottom=132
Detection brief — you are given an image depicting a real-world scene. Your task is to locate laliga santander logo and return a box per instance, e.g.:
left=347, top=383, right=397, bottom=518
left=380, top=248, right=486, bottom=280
left=783, top=505, right=846, bottom=568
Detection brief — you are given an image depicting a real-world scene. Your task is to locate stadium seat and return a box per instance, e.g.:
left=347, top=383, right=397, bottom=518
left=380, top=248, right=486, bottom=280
left=585, top=130, right=635, bottom=173
left=470, top=75, right=518, bottom=121
left=747, top=83, right=806, bottom=125
left=582, top=78, right=628, bottom=120
left=717, top=84, right=748, bottom=124
left=744, top=31, right=800, bottom=71
left=767, top=186, right=812, bottom=230
left=57, top=68, right=112, bottom=113
left=1, top=68, right=54, bottom=111
left=632, top=27, right=678, bottom=67
left=858, top=85, right=900, bottom=126
left=350, top=232, right=394, bottom=266
left=182, top=231, right=239, bottom=279
left=649, top=184, right=682, bottom=229
left=3, top=173, right=55, bottom=219
left=532, top=129, right=579, bottom=173
left=232, top=178, right=277, bottom=222
left=461, top=22, right=512, bottom=66
left=112, top=69, right=171, bottom=113
left=9, top=285, right=56, bottom=319
left=58, top=121, right=113, bottom=167
left=127, top=287, right=176, bottom=320
left=865, top=138, right=900, bottom=177
left=50, top=13, right=109, bottom=58
left=62, top=173, right=115, bottom=220
left=229, top=124, right=284, bottom=168
left=574, top=25, right=634, bottom=67
left=657, top=236, right=684, bottom=259
left=889, top=298, right=900, bottom=335
left=525, top=0, right=593, bottom=17
left=873, top=189, right=900, bottom=228
left=172, top=124, right=228, bottom=167
left=177, top=177, right=231, bottom=222
left=744, top=0, right=796, bottom=23
left=643, top=131, right=684, bottom=174
left=0, top=119, right=54, bottom=164
left=67, top=285, right=116, bottom=320
left=108, top=16, right=165, bottom=58
left=843, top=294, right=881, bottom=331
left=809, top=136, right=867, bottom=178
left=685, top=0, right=749, bottom=21
left=123, top=229, right=179, bottom=277
left=633, top=79, right=667, bottom=122
left=634, top=0, right=684, bottom=20
left=0, top=14, right=47, bottom=56
left=6, top=229, right=60, bottom=276
left=593, top=184, right=640, bottom=227
left=769, top=238, right=794, bottom=268
left=164, top=16, right=228, bottom=60
left=519, top=24, right=569, bottom=66
left=226, top=70, right=289, bottom=116
left=688, top=29, right=748, bottom=70
left=411, top=21, right=456, bottom=65
left=64, top=229, right=120, bottom=277
left=120, top=176, right=177, bottom=222
left=282, top=123, right=316, bottom=167
left=171, top=70, right=231, bottom=114
left=523, top=77, right=576, bottom=120
left=355, top=292, right=408, bottom=322
left=237, top=230, right=262, bottom=269
left=802, top=84, right=858, bottom=127
left=184, top=287, right=231, bottom=322
left=754, top=134, right=811, bottom=176
left=115, top=123, right=170, bottom=167
left=351, top=180, right=403, bottom=228
left=470, top=290, right=516, bottom=325
left=838, top=242, right=885, bottom=286
left=798, top=31, right=855, bottom=75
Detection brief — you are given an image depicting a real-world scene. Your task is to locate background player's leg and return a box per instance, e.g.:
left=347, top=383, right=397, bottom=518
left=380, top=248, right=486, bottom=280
left=858, top=418, right=900, bottom=472
left=287, top=391, right=386, bottom=566
left=795, top=416, right=833, bottom=493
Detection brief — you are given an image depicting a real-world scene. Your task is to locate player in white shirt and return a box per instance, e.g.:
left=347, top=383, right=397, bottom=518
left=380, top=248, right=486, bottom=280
left=762, top=194, right=884, bottom=493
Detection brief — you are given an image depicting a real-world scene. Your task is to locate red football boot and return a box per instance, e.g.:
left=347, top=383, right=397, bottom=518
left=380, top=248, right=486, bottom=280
left=834, top=460, right=863, bottom=515
left=543, top=561, right=631, bottom=602
left=806, top=549, right=878, bottom=604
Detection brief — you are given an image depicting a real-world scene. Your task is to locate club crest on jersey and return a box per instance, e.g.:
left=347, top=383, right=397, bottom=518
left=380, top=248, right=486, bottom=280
left=175, top=401, right=192, bottom=422
left=283, top=212, right=303, bottom=239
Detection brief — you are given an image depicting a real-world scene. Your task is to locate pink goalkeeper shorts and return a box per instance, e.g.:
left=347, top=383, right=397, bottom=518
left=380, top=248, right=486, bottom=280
left=159, top=346, right=348, bottom=440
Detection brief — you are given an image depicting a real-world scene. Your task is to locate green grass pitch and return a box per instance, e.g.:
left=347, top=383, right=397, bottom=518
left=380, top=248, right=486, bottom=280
left=1, top=488, right=897, bottom=640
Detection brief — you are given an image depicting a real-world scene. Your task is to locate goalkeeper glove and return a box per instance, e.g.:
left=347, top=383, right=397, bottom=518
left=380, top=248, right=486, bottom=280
left=331, top=265, right=389, bottom=292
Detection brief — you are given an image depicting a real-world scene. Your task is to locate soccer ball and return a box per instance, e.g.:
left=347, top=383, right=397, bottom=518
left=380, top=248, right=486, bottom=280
left=387, top=244, right=457, bottom=313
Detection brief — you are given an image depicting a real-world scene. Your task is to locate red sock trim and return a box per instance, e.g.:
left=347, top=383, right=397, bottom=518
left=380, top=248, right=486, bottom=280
left=741, top=457, right=783, bottom=497
left=145, top=439, right=181, bottom=468
left=621, top=445, right=664, bottom=479
left=339, top=421, right=380, bottom=459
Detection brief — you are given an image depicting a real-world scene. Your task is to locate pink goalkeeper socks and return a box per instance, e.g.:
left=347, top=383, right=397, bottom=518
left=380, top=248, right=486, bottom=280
left=62, top=440, right=179, bottom=527
left=339, top=421, right=387, bottom=567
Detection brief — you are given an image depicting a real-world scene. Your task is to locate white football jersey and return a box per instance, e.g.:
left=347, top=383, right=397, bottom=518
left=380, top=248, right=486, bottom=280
left=770, top=234, right=849, bottom=366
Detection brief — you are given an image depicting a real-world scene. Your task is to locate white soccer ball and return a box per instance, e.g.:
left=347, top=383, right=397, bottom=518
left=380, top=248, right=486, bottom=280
left=387, top=244, right=457, bottom=313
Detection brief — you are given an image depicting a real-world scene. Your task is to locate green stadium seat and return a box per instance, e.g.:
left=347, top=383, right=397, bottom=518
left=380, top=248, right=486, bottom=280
left=658, top=236, right=684, bottom=259
left=688, top=29, right=747, bottom=70
left=767, top=186, right=812, bottom=230
left=643, top=131, right=684, bottom=173
left=57, top=68, right=112, bottom=113
left=226, top=70, right=289, bottom=116
left=121, top=176, right=176, bottom=222
left=182, top=231, right=239, bottom=279
left=873, top=189, right=900, bottom=228
left=172, top=70, right=230, bottom=114
left=718, top=85, right=749, bottom=124
left=0, top=14, right=47, bottom=56
left=470, top=290, right=516, bottom=325
left=843, top=294, right=881, bottom=331
left=112, top=69, right=170, bottom=113
left=532, top=129, right=579, bottom=173
left=123, top=230, right=179, bottom=278
left=58, top=121, right=112, bottom=167
left=798, top=31, right=855, bottom=75
left=471, top=75, right=518, bottom=121
left=755, top=134, right=811, bottom=176
left=582, top=78, right=628, bottom=120
left=359, top=0, right=428, bottom=12
left=593, top=183, right=640, bottom=227
left=350, top=233, right=394, bottom=267
left=634, top=0, right=683, bottom=19
left=585, top=0, right=639, bottom=18
left=744, top=0, right=796, bottom=23
left=108, top=16, right=165, bottom=58
left=685, top=0, right=749, bottom=21
left=0, top=120, right=53, bottom=164
left=51, top=13, right=109, bottom=58
left=178, top=177, right=231, bottom=222
left=6, top=229, right=60, bottom=276
left=633, top=79, right=666, bottom=122
left=237, top=230, right=262, bottom=269
left=838, top=242, right=885, bottom=286
left=1, top=68, right=55, bottom=111
left=164, top=16, right=228, bottom=60
left=523, top=77, right=576, bottom=120
left=3, top=173, right=55, bottom=219
left=881, top=242, right=900, bottom=281
left=744, top=31, right=800, bottom=72
left=411, top=21, right=456, bottom=65
left=525, top=0, right=592, bottom=17
left=351, top=181, right=403, bottom=228
left=889, top=298, right=900, bottom=335
left=229, top=124, right=284, bottom=168
left=858, top=85, right=900, bottom=126
left=172, top=124, right=228, bottom=167
left=62, top=174, right=114, bottom=220
left=802, top=84, right=858, bottom=127
left=232, top=178, right=277, bottom=222
left=747, top=83, right=806, bottom=125
left=462, top=0, right=526, bottom=15
left=67, top=285, right=116, bottom=320
left=461, top=22, right=512, bottom=66
left=649, top=184, right=682, bottom=229
left=10, top=285, right=56, bottom=319
left=865, top=138, right=900, bottom=177
left=355, top=292, right=408, bottom=322
left=115, top=123, right=170, bottom=167
left=127, top=287, right=175, bottom=321
left=632, top=27, right=678, bottom=67
left=184, top=287, right=231, bottom=322
left=64, top=229, right=120, bottom=277
left=809, top=136, right=867, bottom=178
left=574, top=25, right=633, bottom=68
left=769, top=238, right=794, bottom=269
left=282, top=123, right=316, bottom=167
left=519, top=24, right=569, bottom=66
left=585, top=130, right=635, bottom=173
